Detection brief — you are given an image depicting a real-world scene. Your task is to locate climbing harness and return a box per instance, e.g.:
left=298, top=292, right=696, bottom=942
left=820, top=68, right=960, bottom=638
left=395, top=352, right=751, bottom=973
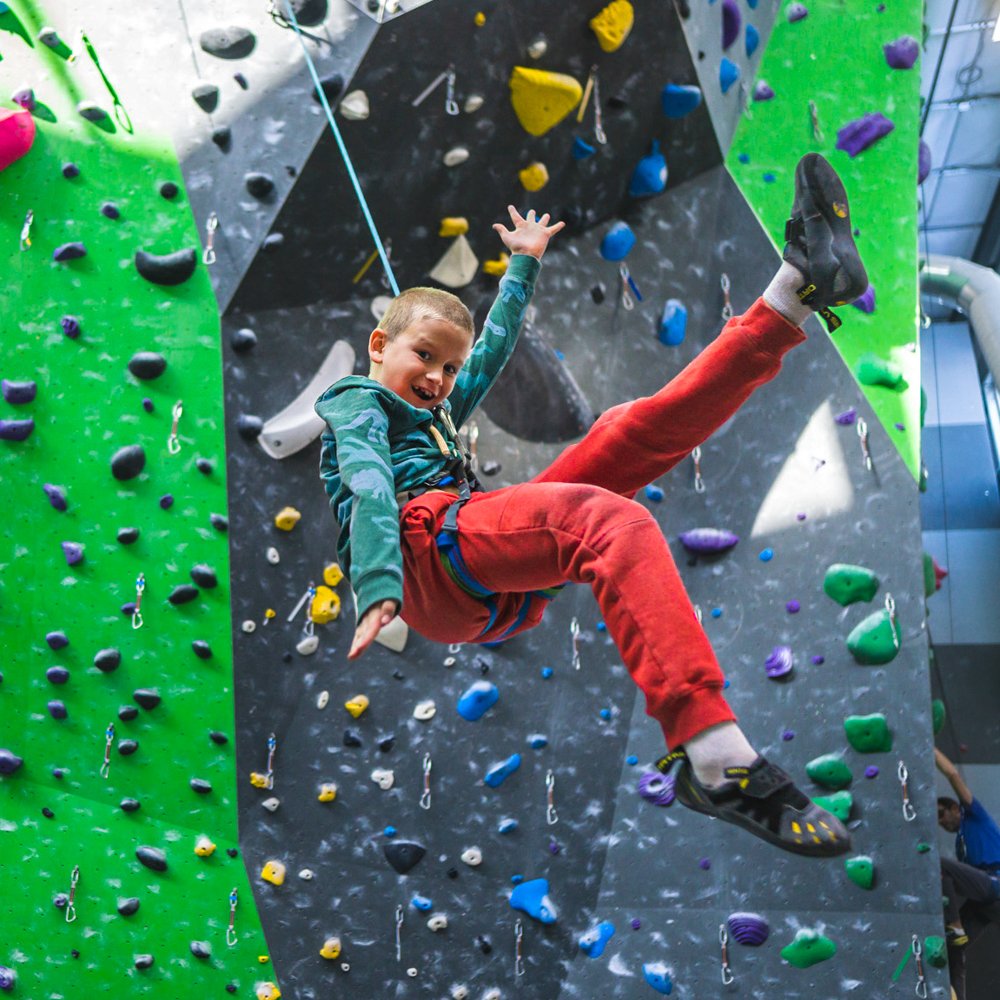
left=856, top=417, right=872, bottom=471
left=897, top=760, right=916, bottom=822
left=227, top=888, right=239, bottom=946
left=66, top=865, right=80, bottom=923
left=280, top=0, right=398, bottom=294
left=545, top=770, right=558, bottom=825
left=202, top=213, right=218, bottom=265
left=514, top=920, right=525, bottom=977
left=691, top=445, right=705, bottom=493
left=719, top=923, right=734, bottom=985
left=420, top=753, right=432, bottom=810
left=411, top=65, right=459, bottom=116
left=168, top=400, right=183, bottom=454
left=100, top=723, right=114, bottom=778
left=132, top=572, right=145, bottom=630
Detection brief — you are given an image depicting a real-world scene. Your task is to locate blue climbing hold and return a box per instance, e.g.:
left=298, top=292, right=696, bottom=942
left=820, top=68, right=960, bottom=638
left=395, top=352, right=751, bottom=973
left=579, top=920, right=616, bottom=958
left=528, top=734, right=548, bottom=749
left=457, top=680, right=499, bottom=721
left=541, top=667, right=553, bottom=679
left=628, top=141, right=668, bottom=198
left=759, top=548, right=774, bottom=562
left=738, top=152, right=750, bottom=163
left=643, top=962, right=673, bottom=994
left=510, top=878, right=558, bottom=924
left=658, top=298, right=687, bottom=346
left=660, top=83, right=702, bottom=119
left=600, top=221, right=636, bottom=261
left=720, top=57, right=740, bottom=94
left=498, top=817, right=519, bottom=834
left=626, top=754, right=638, bottom=765
left=572, top=136, right=596, bottom=160
left=645, top=484, right=664, bottom=502
left=599, top=708, right=611, bottom=720
left=745, top=23, right=759, bottom=57
left=484, top=753, right=521, bottom=788
left=411, top=894, right=433, bottom=911
left=746, top=0, right=758, bottom=7
left=711, top=608, right=723, bottom=618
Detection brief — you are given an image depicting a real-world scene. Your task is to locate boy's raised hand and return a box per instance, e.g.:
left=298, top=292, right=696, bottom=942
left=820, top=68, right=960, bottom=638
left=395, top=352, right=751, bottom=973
left=348, top=599, right=399, bottom=660
left=493, top=205, right=565, bottom=261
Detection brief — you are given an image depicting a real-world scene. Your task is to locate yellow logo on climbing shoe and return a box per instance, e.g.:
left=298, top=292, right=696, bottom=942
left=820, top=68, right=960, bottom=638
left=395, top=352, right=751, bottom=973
left=832, top=201, right=848, bottom=218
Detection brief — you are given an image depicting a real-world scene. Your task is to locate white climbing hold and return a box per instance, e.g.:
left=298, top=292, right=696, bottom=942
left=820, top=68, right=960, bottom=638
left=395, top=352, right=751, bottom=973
left=262, top=797, right=280, bottom=812
left=427, top=913, right=449, bottom=931
left=375, top=615, right=408, bottom=652
left=460, top=846, right=483, bottom=867
left=298, top=868, right=315, bottom=880
left=296, top=633, right=319, bottom=656
left=443, top=656, right=457, bottom=667
left=527, top=36, right=548, bottom=59
left=482, top=989, right=502, bottom=1000
left=370, top=295, right=392, bottom=322
left=463, top=94, right=484, bottom=113
left=339, top=90, right=370, bottom=120
left=241, top=620, right=256, bottom=633
left=451, top=987, right=469, bottom=1000
left=371, top=767, right=395, bottom=790
left=443, top=146, right=470, bottom=167
left=413, top=699, right=437, bottom=721
left=429, top=234, right=478, bottom=289
left=316, top=690, right=330, bottom=709
left=406, top=967, right=418, bottom=978
left=266, top=546, right=280, bottom=564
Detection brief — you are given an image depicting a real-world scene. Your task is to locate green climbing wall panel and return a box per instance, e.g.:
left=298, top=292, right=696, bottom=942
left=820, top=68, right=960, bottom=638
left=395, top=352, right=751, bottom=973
left=727, top=0, right=923, bottom=479
left=0, top=2, right=271, bottom=995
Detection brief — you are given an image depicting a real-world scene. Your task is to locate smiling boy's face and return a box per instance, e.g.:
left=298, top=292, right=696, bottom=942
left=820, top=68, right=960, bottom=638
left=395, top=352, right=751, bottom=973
left=368, top=315, right=472, bottom=410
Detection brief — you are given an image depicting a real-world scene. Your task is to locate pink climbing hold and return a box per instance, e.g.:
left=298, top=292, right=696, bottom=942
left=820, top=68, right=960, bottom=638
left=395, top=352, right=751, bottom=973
left=0, top=107, right=36, bottom=172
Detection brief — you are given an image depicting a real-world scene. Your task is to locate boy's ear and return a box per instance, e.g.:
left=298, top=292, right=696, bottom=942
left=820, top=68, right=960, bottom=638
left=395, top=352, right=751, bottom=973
left=368, top=328, right=388, bottom=363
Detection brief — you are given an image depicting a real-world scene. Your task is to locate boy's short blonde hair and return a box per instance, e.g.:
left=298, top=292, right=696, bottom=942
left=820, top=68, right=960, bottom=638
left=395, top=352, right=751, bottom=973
left=379, top=287, right=474, bottom=341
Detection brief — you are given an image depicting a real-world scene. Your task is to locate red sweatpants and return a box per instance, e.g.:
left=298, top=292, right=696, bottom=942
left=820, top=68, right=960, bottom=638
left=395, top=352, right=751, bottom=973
left=399, top=299, right=806, bottom=748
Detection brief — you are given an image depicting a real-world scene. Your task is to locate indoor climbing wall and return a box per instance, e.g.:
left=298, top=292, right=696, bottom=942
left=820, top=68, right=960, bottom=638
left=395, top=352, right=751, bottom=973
left=2, top=1, right=946, bottom=999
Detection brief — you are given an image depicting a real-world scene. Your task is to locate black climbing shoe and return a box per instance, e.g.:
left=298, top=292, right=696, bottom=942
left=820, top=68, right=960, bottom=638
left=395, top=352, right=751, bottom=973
left=783, top=152, right=869, bottom=333
left=658, top=752, right=852, bottom=858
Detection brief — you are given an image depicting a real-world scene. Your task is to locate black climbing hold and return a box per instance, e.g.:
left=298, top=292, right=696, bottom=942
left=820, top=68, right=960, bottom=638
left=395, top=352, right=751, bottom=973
left=190, top=941, right=211, bottom=959
left=43, top=484, right=68, bottom=510
left=77, top=101, right=108, bottom=122
left=46, top=666, right=70, bottom=685
left=117, top=526, right=140, bottom=545
left=190, top=564, right=218, bottom=589
left=135, top=248, right=198, bottom=286
left=391, top=669, right=405, bottom=681
left=192, top=83, right=220, bottom=113
left=61, top=162, right=80, bottom=178
left=47, top=700, right=67, bottom=719
left=101, top=201, right=121, bottom=220
left=282, top=652, right=293, bottom=664
left=230, top=327, right=257, bottom=352
left=168, top=584, right=199, bottom=605
left=477, top=934, right=492, bottom=954
left=53, top=768, right=64, bottom=779
left=159, top=181, right=179, bottom=200
left=209, top=730, right=229, bottom=745
left=196, top=457, right=213, bottom=474
left=676, top=0, right=691, bottom=16
left=0, top=750, right=24, bottom=774
left=193, top=640, right=213, bottom=660
left=159, top=494, right=174, bottom=510
left=190, top=778, right=212, bottom=794
left=481, top=460, right=501, bottom=476
left=591, top=283, right=606, bottom=304
left=142, top=399, right=154, bottom=412
left=134, top=954, right=154, bottom=969
left=286, top=165, right=297, bottom=178
left=313, top=72, right=344, bottom=105
left=118, top=897, right=141, bottom=916
left=61, top=316, right=81, bottom=339
left=447, top=867, right=459, bottom=879
left=118, top=739, right=139, bottom=756
left=118, top=705, right=139, bottom=722
left=53, top=242, right=87, bottom=262
left=200, top=26, right=256, bottom=60
left=94, top=648, right=122, bottom=673
left=343, top=729, right=362, bottom=748
left=377, top=735, right=396, bottom=753
left=210, top=513, right=228, bottom=532
left=480, top=661, right=490, bottom=675
left=383, top=839, right=426, bottom=874
left=111, top=444, right=146, bottom=481
left=226, top=848, right=239, bottom=859
left=245, top=171, right=274, bottom=199
left=127, top=352, right=167, bottom=380
left=46, top=631, right=69, bottom=650
left=237, top=414, right=263, bottom=440
left=226, top=985, right=238, bottom=994
left=71, top=950, right=80, bottom=959
left=133, top=689, right=161, bottom=710
left=262, top=232, right=285, bottom=252
left=211, top=126, right=232, bottom=151
left=608, top=94, right=628, bottom=110
left=287, top=0, right=329, bottom=26
left=233, top=72, right=248, bottom=90
left=136, top=845, right=167, bottom=872
left=42, top=807, right=54, bottom=818
left=120, top=798, right=141, bottom=813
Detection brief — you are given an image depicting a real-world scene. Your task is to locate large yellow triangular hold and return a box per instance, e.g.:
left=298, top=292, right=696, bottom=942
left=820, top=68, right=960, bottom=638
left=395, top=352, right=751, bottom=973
left=509, top=66, right=582, bottom=137
left=589, top=0, right=634, bottom=52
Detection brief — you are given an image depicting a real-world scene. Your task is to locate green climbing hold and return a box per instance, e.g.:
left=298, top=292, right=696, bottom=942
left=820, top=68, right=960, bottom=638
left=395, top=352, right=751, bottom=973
left=920, top=386, right=928, bottom=429
left=916, top=841, right=931, bottom=853
left=855, top=353, right=905, bottom=390
left=780, top=928, right=837, bottom=969
left=805, top=754, right=853, bottom=790
left=924, top=935, right=947, bottom=968
left=845, top=854, right=875, bottom=889
left=823, top=563, right=879, bottom=606
left=932, top=698, right=946, bottom=735
left=846, top=609, right=901, bottom=665
left=923, top=552, right=936, bottom=598
left=811, top=790, right=853, bottom=822
left=844, top=713, right=893, bottom=753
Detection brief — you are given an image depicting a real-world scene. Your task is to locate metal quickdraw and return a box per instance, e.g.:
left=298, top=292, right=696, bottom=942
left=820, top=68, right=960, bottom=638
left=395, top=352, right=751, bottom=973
left=911, top=934, right=928, bottom=998
left=168, top=400, right=183, bottom=454
left=514, top=919, right=525, bottom=977
left=66, top=865, right=80, bottom=923
left=808, top=99, right=824, bottom=144
left=203, top=213, right=218, bottom=266
left=897, top=760, right=916, bottom=822
left=885, top=593, right=900, bottom=651
left=720, top=273, right=734, bottom=320
left=619, top=263, right=642, bottom=310
left=411, top=65, right=459, bottom=115
left=857, top=417, right=873, bottom=471
left=100, top=723, right=114, bottom=778
left=132, top=572, right=145, bottom=630
left=570, top=617, right=581, bottom=671
left=395, top=904, right=405, bottom=962
left=546, top=770, right=558, bottom=826
left=227, top=888, right=238, bottom=946
left=692, top=445, right=705, bottom=493
left=719, top=923, right=734, bottom=985
left=420, top=753, right=432, bottom=810
left=20, top=210, right=34, bottom=251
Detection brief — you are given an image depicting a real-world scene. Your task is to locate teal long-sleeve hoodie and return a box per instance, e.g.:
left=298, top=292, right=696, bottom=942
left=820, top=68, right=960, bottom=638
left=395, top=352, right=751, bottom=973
left=314, top=254, right=540, bottom=619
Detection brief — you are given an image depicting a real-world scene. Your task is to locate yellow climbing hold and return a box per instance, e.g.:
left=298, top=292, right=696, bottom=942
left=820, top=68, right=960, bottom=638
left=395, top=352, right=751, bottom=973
left=250, top=771, right=271, bottom=789
left=263, top=608, right=276, bottom=621
left=274, top=506, right=301, bottom=531
left=518, top=162, right=549, bottom=192
left=589, top=0, right=635, bottom=52
left=482, top=252, right=510, bottom=277
left=509, top=66, right=582, bottom=137
left=439, top=217, right=470, bottom=237
left=320, top=936, right=343, bottom=960
left=345, top=694, right=369, bottom=718
left=318, top=782, right=338, bottom=802
left=258, top=956, right=270, bottom=964
left=194, top=835, right=217, bottom=857
left=310, top=585, right=341, bottom=624
left=474, top=10, right=486, bottom=26
left=323, top=562, right=344, bottom=587
left=261, top=860, right=286, bottom=886
left=255, top=984, right=281, bottom=1000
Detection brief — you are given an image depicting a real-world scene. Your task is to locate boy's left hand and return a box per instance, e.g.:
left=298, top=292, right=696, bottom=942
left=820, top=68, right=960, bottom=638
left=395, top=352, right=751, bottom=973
left=493, top=205, right=565, bottom=261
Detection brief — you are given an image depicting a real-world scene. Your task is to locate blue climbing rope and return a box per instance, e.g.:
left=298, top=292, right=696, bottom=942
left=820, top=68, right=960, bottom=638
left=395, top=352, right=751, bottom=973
left=279, top=0, right=400, bottom=296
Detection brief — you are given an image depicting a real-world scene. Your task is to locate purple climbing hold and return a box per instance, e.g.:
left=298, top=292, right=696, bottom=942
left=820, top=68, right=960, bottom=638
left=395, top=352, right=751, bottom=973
left=61, top=315, right=81, bottom=339
left=0, top=965, right=14, bottom=991
left=510, top=877, right=559, bottom=924
left=43, top=484, right=68, bottom=511
left=46, top=631, right=69, bottom=650
left=865, top=765, right=879, bottom=778
left=159, top=494, right=174, bottom=510
left=48, top=700, right=68, bottom=719
left=721, top=0, right=741, bottom=50
left=678, top=527, right=739, bottom=553
left=699, top=857, right=711, bottom=870
left=836, top=112, right=895, bottom=158
left=786, top=600, right=800, bottom=614
left=765, top=645, right=794, bottom=679
left=101, top=201, right=121, bottom=219
left=46, top=666, right=69, bottom=684
left=638, top=770, right=676, bottom=806
left=53, top=242, right=87, bottom=262
left=2, top=379, right=36, bottom=403
left=62, top=162, right=80, bottom=179
left=0, top=418, right=34, bottom=441
left=631, top=918, right=642, bottom=930
left=918, top=140, right=932, bottom=185
left=811, top=654, right=825, bottom=665
left=852, top=284, right=876, bottom=313
left=12, top=87, right=34, bottom=111
left=834, top=406, right=857, bottom=425
left=787, top=2, right=808, bottom=22
left=61, top=541, right=84, bottom=566
left=753, top=80, right=775, bottom=101
left=782, top=729, right=796, bottom=741
left=0, top=749, right=24, bottom=774
left=883, top=35, right=919, bottom=70
left=727, top=911, right=770, bottom=946
left=111, top=443, right=146, bottom=480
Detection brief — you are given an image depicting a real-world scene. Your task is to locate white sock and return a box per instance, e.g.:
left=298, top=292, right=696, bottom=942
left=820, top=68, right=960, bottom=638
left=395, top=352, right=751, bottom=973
left=684, top=722, right=758, bottom=788
left=763, top=261, right=812, bottom=327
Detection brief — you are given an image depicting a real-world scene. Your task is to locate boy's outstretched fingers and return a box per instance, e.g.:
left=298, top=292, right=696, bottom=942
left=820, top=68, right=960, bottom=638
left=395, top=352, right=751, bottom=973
left=348, top=600, right=398, bottom=660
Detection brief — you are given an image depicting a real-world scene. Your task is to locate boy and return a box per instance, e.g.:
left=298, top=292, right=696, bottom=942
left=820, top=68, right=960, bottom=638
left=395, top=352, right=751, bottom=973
left=316, top=153, right=868, bottom=857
